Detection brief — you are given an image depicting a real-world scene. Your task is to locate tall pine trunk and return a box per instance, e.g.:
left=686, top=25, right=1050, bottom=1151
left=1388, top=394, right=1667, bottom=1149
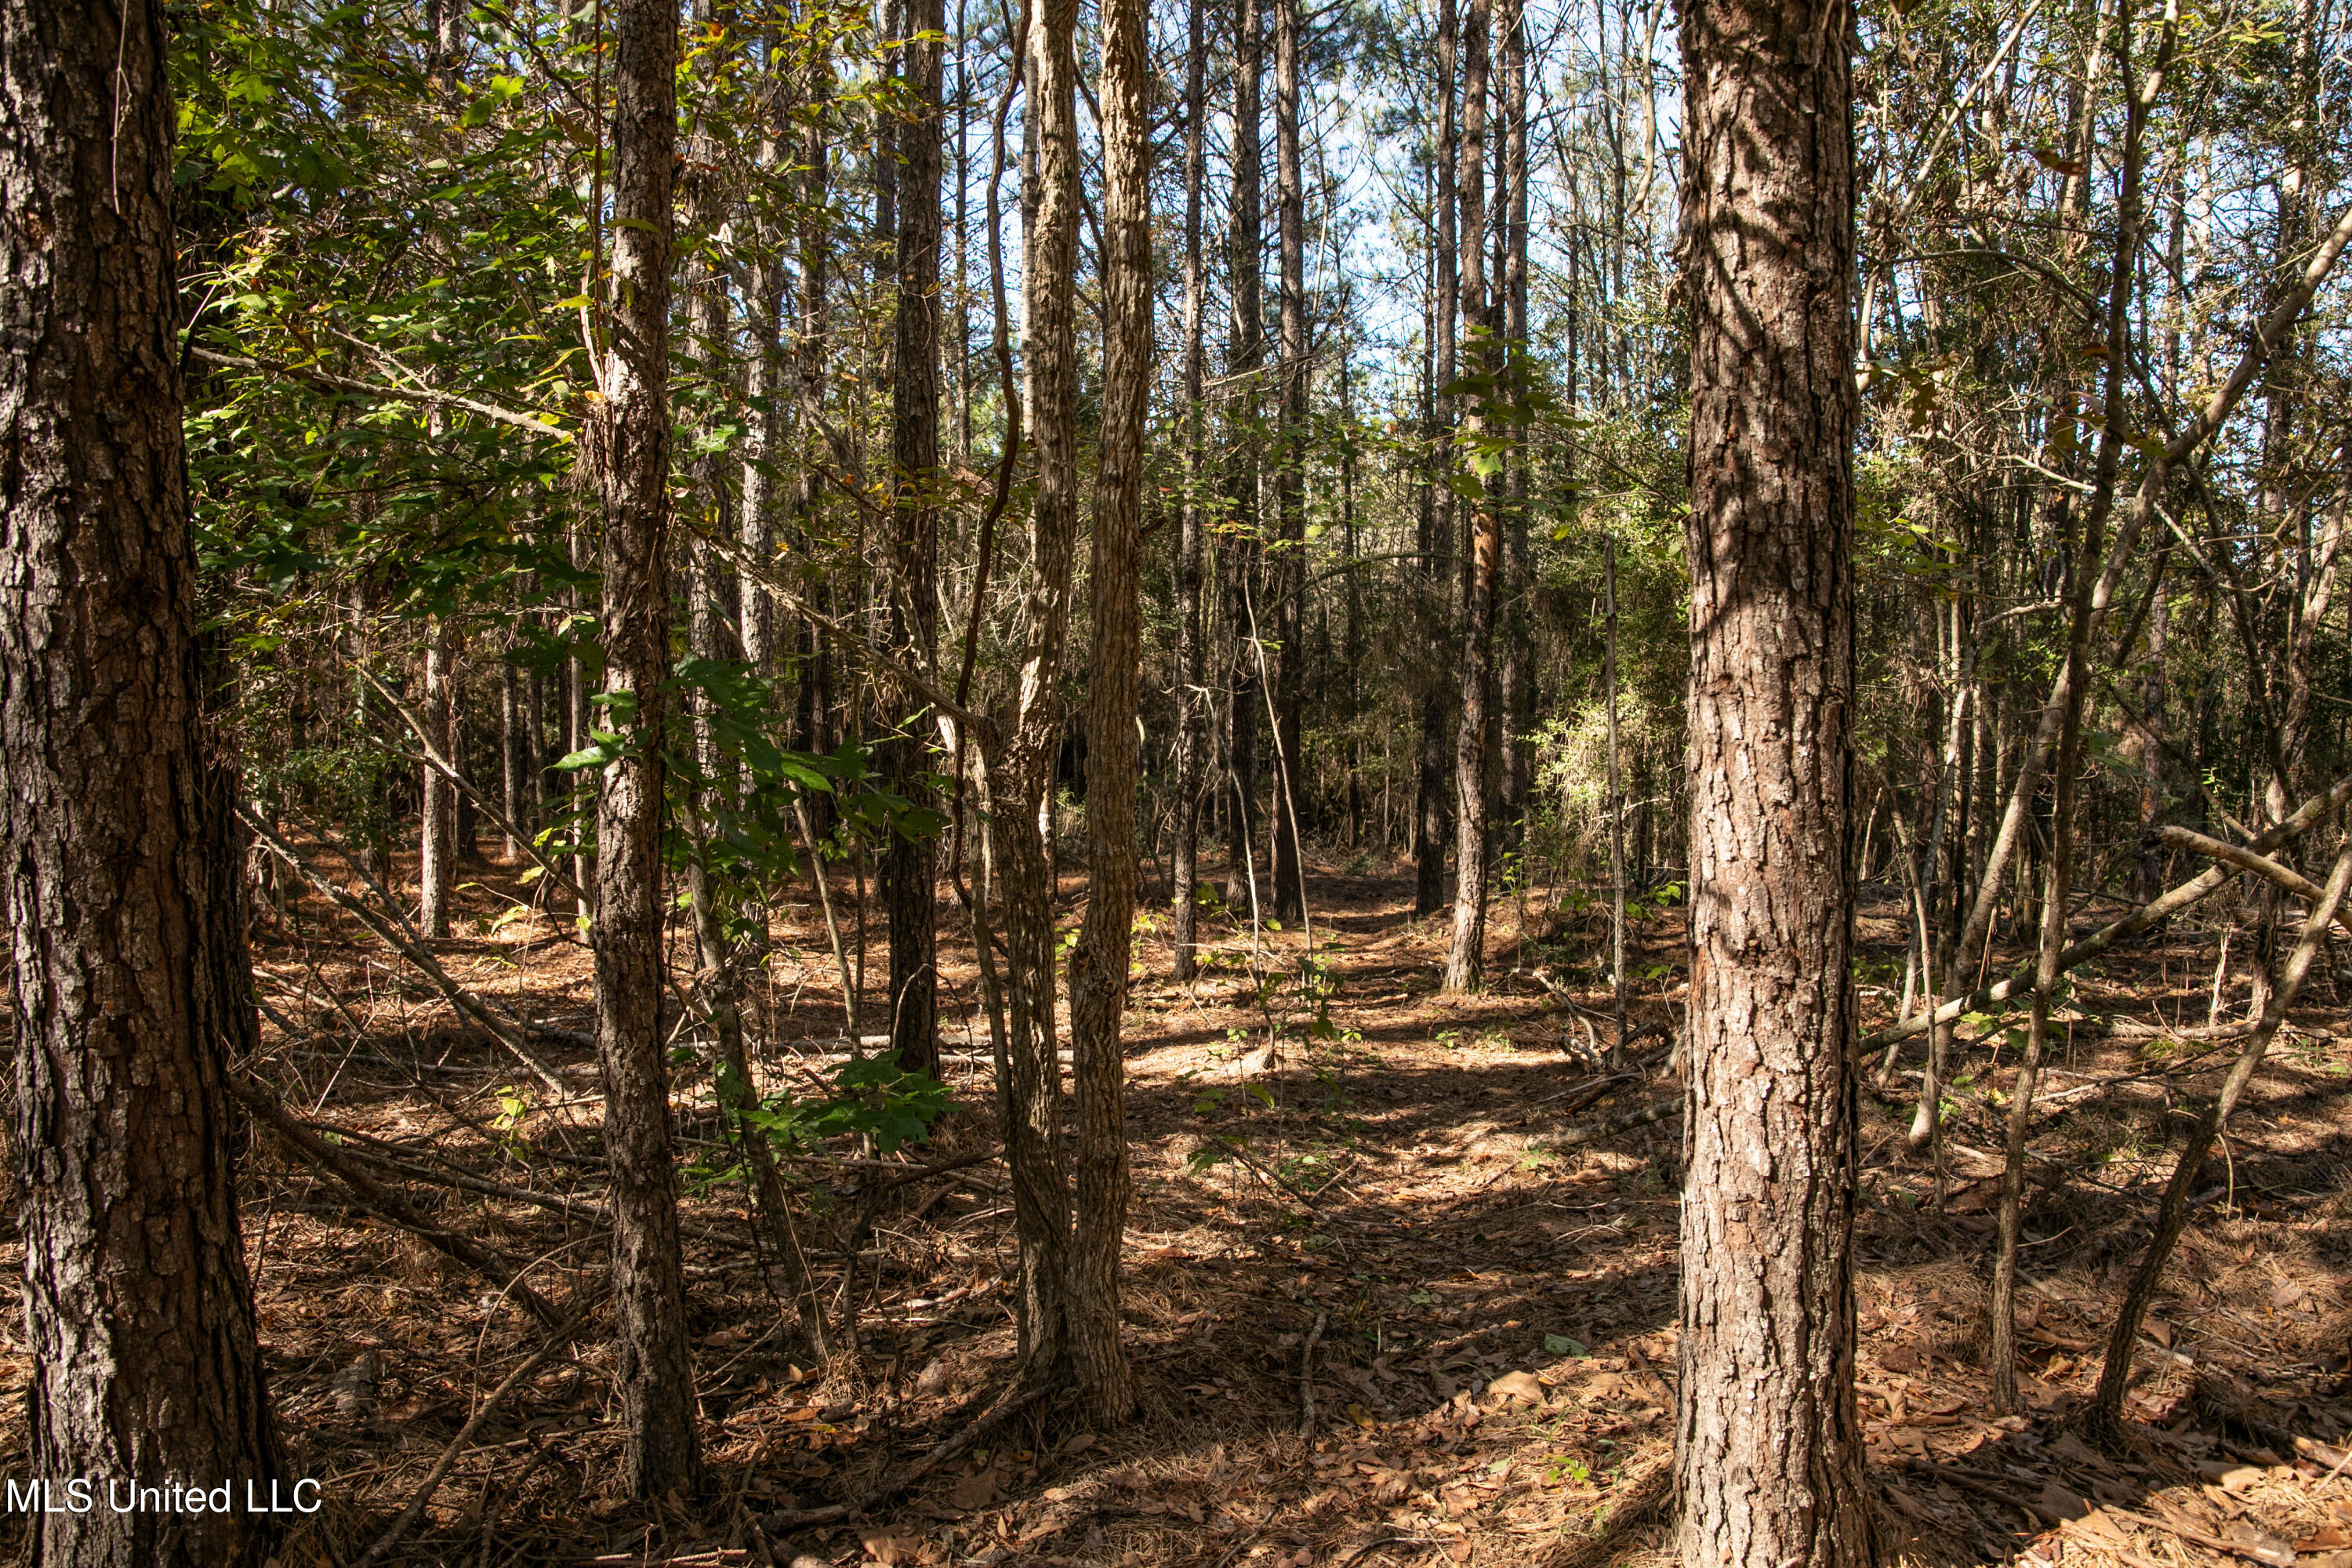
left=0, top=0, right=281, bottom=1556
left=589, top=0, right=699, bottom=1494
left=991, top=0, right=1082, bottom=1377
left=1221, top=0, right=1264, bottom=914
left=1674, top=2, right=1875, bottom=1563
left=1414, top=0, right=1457, bottom=918
left=1442, top=0, right=1494, bottom=994
left=884, top=0, right=945, bottom=1075
left=1065, top=0, right=1151, bottom=1416
left=1495, top=0, right=1532, bottom=853
left=1169, top=0, right=1210, bottom=978
left=1269, top=0, right=1307, bottom=924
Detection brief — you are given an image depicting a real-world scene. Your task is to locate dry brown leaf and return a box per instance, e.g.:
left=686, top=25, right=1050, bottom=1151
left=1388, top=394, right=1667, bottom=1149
left=860, top=1530, right=923, bottom=1566
left=2221, top=1522, right=2296, bottom=1565
left=2063, top=1508, right=2129, bottom=1548
left=1486, top=1370, right=1545, bottom=1406
left=2036, top=1481, right=2089, bottom=1521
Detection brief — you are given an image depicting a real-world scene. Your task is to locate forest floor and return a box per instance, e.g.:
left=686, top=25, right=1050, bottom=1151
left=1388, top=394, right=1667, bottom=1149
left=5, top=840, right=2352, bottom=1568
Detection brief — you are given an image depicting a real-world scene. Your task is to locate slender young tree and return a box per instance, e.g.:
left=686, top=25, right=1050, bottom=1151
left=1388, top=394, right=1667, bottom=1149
left=1990, top=2, right=2172, bottom=1413
left=1494, top=0, right=1532, bottom=850
left=1414, top=0, right=1458, bottom=918
left=1169, top=0, right=1211, bottom=978
left=1442, top=0, right=1494, bottom=993
left=738, top=34, right=793, bottom=678
left=419, top=616, right=460, bottom=936
left=884, top=0, right=946, bottom=1075
left=1674, top=2, right=1875, bottom=1563
left=2088, top=839, right=2352, bottom=1436
left=1065, top=0, right=1152, bottom=1417
left=1221, top=0, right=1265, bottom=913
left=0, top=0, right=281, bottom=1559
left=793, top=41, right=834, bottom=761
left=500, top=640, right=526, bottom=855
left=1269, top=0, right=1308, bottom=924
left=991, top=0, right=1083, bottom=1379
left=589, top=0, right=699, bottom=1494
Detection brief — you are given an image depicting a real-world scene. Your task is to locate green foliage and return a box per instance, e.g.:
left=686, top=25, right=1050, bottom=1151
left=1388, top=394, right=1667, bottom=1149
left=743, top=1057, right=950, bottom=1156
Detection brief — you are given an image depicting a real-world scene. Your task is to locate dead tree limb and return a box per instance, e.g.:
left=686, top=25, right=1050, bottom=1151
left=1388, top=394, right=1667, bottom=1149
left=2087, top=840, right=2352, bottom=1435
left=236, top=804, right=572, bottom=1092
left=355, top=663, right=588, bottom=908
left=760, top=1379, right=1056, bottom=1534
left=354, top=1304, right=596, bottom=1567
left=229, top=1073, right=568, bottom=1326
left=1864, top=768, right=2352, bottom=1052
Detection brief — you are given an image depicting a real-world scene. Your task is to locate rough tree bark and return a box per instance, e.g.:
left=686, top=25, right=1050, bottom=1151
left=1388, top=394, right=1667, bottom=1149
left=1674, top=2, right=1876, bottom=1564
left=1221, top=0, right=1264, bottom=914
left=989, top=0, right=1082, bottom=1378
left=419, top=617, right=459, bottom=937
left=0, top=0, right=282, bottom=1557
left=1170, top=0, right=1210, bottom=979
left=1269, top=0, right=1308, bottom=926
left=1495, top=0, right=1532, bottom=851
left=1414, top=0, right=1457, bottom=919
left=1063, top=0, right=1150, bottom=1418
left=884, top=0, right=945, bottom=1076
left=588, top=0, right=699, bottom=1495
left=1442, top=0, right=1494, bottom=995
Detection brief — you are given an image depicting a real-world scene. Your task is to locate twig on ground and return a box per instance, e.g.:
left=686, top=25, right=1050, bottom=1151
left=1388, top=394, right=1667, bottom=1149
left=762, top=1378, right=1057, bottom=1533
left=228, top=1071, right=568, bottom=1326
left=1330, top=1537, right=1431, bottom=1568
left=1301, top=1311, right=1327, bottom=1436
left=354, top=1304, right=596, bottom=1567
left=1208, top=1135, right=1321, bottom=1207
left=237, top=804, right=572, bottom=1093
left=1548, top=1098, right=1676, bottom=1148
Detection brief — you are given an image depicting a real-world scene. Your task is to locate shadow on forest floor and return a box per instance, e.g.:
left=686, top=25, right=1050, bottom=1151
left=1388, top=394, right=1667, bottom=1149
left=4, top=851, right=2352, bottom=1567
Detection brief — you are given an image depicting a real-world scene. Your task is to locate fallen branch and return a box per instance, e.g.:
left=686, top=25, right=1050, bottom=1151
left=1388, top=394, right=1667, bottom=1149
left=1536, top=1072, right=1640, bottom=1114
left=1301, top=1311, right=1327, bottom=1436
left=1903, top=1459, right=2050, bottom=1526
left=761, top=1379, right=1056, bottom=1532
left=356, top=664, right=588, bottom=909
left=1207, top=1135, right=1321, bottom=1207
left=194, top=346, right=572, bottom=442
left=354, top=1304, right=596, bottom=1567
left=236, top=804, right=572, bottom=1093
left=1547, top=1097, right=1676, bottom=1148
left=2156, top=826, right=2331, bottom=903
left=2104, top=1507, right=2294, bottom=1566
left=339, top=1139, right=612, bottom=1225
left=228, top=1072, right=566, bottom=1326
left=1330, top=1538, right=1431, bottom=1568
left=1865, top=768, right=2352, bottom=1051
left=870, top=1148, right=1003, bottom=1191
